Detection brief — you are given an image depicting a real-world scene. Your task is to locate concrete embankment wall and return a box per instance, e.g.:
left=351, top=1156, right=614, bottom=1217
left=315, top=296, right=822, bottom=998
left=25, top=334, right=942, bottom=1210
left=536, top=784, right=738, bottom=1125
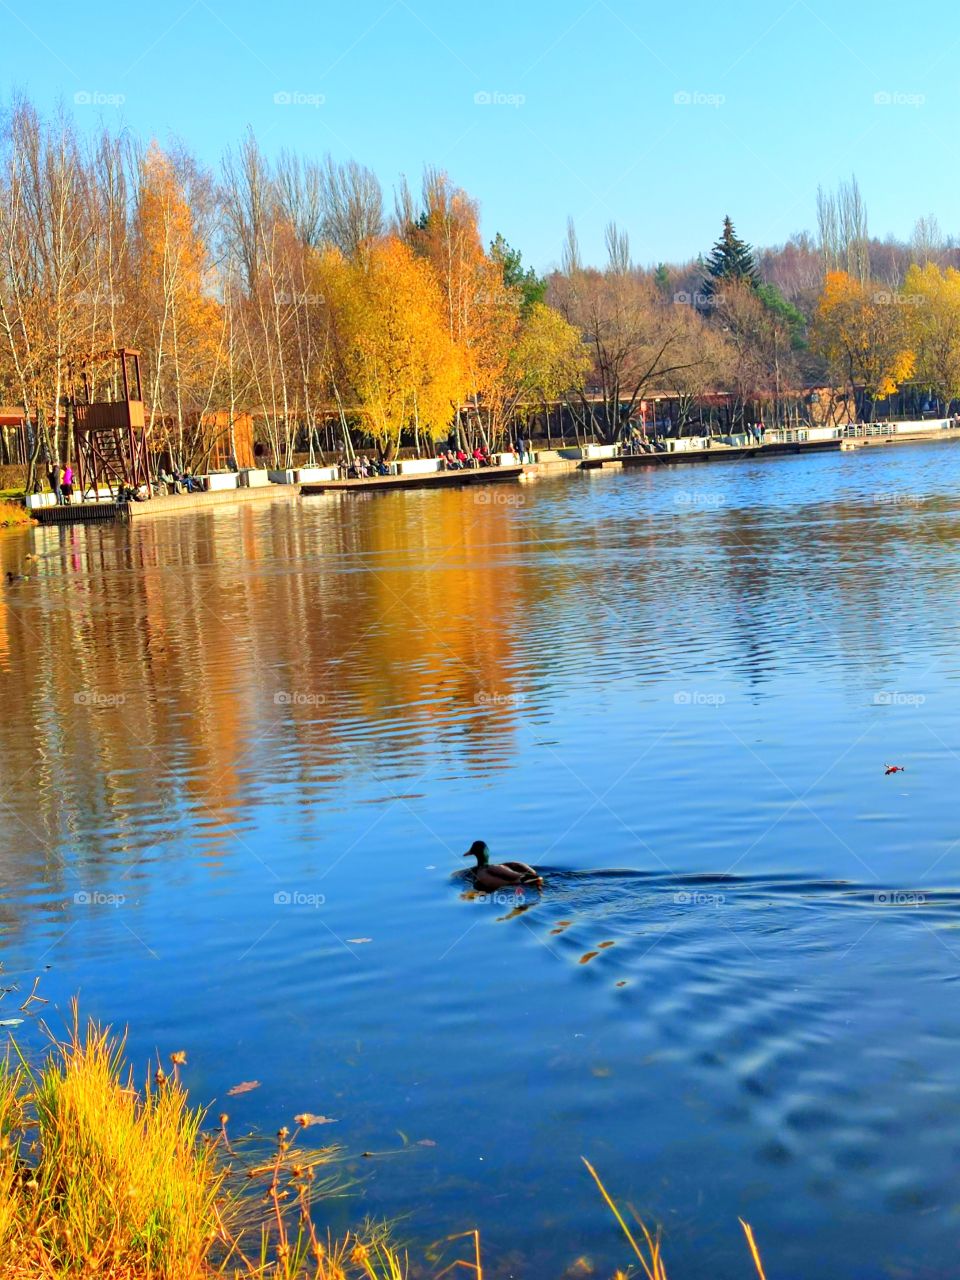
left=127, top=485, right=299, bottom=519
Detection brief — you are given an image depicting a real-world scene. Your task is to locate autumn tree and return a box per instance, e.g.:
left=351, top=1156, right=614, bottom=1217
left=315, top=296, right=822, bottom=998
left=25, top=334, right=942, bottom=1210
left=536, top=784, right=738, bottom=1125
left=135, top=143, right=222, bottom=466
left=324, top=237, right=463, bottom=458
left=400, top=170, right=520, bottom=441
left=811, top=271, right=915, bottom=418
left=902, top=262, right=960, bottom=411
left=551, top=265, right=706, bottom=442
left=503, top=302, right=588, bottom=440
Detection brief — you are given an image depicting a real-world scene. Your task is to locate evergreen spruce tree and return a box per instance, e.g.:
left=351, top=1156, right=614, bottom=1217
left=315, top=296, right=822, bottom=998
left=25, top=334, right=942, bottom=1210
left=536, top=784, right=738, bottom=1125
left=703, top=216, right=760, bottom=295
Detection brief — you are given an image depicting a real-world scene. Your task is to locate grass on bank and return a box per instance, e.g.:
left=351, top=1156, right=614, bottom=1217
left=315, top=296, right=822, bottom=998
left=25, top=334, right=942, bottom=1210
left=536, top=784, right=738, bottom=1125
left=0, top=1005, right=767, bottom=1280
left=0, top=499, right=31, bottom=528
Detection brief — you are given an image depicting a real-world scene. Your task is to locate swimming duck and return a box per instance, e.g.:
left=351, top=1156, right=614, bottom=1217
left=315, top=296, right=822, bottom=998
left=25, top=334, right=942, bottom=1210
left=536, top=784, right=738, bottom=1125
left=463, top=840, right=543, bottom=891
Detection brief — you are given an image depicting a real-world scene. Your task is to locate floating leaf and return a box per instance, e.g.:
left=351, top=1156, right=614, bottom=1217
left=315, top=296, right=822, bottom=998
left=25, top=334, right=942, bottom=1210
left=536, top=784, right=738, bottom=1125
left=615, top=981, right=627, bottom=988
left=0, top=1018, right=24, bottom=1027
left=417, top=1138, right=437, bottom=1147
left=295, top=1112, right=336, bottom=1127
left=227, top=1080, right=261, bottom=1096
left=579, top=951, right=599, bottom=965
left=347, top=938, right=373, bottom=944
left=598, top=941, right=616, bottom=949
left=564, top=1256, right=595, bottom=1277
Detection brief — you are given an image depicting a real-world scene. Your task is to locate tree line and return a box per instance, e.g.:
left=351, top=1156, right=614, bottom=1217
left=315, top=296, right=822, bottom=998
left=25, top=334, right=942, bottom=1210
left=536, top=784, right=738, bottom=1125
left=1, top=97, right=957, bottom=488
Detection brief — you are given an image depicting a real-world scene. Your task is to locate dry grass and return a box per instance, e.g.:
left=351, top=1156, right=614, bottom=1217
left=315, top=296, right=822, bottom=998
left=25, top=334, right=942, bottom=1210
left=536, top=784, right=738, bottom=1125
left=0, top=499, right=30, bottom=528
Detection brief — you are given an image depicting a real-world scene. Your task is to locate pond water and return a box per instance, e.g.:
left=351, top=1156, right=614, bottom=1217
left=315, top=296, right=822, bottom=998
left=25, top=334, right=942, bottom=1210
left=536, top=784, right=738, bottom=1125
left=3, top=444, right=960, bottom=1277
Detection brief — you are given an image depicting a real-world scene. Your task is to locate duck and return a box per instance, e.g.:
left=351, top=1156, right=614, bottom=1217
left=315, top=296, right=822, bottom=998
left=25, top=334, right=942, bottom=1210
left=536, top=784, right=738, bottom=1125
left=463, top=840, right=543, bottom=891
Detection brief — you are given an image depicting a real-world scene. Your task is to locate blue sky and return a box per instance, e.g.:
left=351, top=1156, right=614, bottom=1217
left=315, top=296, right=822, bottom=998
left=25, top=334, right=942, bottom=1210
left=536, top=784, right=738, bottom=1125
left=3, top=0, right=956, bottom=272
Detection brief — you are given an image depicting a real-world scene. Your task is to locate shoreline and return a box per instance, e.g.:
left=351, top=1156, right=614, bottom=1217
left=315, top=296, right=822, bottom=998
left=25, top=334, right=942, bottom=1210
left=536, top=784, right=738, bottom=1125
left=22, top=422, right=960, bottom=527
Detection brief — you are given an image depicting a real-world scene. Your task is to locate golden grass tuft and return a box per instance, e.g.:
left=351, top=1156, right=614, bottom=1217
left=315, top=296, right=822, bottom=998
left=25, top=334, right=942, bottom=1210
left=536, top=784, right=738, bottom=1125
left=0, top=498, right=31, bottom=528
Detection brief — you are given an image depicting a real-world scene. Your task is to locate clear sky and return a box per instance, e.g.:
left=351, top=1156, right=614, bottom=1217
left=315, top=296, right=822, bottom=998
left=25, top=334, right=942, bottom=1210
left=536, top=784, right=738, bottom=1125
left=3, top=0, right=955, bottom=272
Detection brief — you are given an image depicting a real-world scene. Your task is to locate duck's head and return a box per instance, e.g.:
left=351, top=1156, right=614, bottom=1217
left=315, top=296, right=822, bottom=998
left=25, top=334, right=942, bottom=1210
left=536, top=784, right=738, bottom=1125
left=463, top=840, right=490, bottom=867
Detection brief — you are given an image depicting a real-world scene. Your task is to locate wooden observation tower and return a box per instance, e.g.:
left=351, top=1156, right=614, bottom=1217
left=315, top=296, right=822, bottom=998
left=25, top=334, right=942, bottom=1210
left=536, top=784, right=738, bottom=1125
left=72, top=349, right=151, bottom=500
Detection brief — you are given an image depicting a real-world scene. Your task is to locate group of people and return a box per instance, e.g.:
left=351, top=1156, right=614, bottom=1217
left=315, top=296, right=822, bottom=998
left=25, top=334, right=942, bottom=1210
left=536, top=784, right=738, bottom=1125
left=45, top=462, right=74, bottom=503
left=438, top=445, right=492, bottom=470
left=158, top=467, right=203, bottom=494
left=338, top=455, right=390, bottom=479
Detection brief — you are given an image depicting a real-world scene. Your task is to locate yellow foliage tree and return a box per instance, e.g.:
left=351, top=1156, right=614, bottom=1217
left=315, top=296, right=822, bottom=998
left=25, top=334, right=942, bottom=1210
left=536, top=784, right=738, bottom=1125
left=811, top=271, right=915, bottom=419
left=136, top=143, right=222, bottom=463
left=902, top=262, right=960, bottom=412
left=404, top=172, right=521, bottom=435
left=323, top=237, right=463, bottom=456
left=505, top=302, right=588, bottom=414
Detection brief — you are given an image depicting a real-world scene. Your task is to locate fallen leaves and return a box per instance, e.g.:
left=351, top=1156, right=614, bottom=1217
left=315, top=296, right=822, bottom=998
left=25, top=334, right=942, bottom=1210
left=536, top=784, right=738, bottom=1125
left=227, top=1080, right=260, bottom=1096
left=295, top=1112, right=337, bottom=1128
